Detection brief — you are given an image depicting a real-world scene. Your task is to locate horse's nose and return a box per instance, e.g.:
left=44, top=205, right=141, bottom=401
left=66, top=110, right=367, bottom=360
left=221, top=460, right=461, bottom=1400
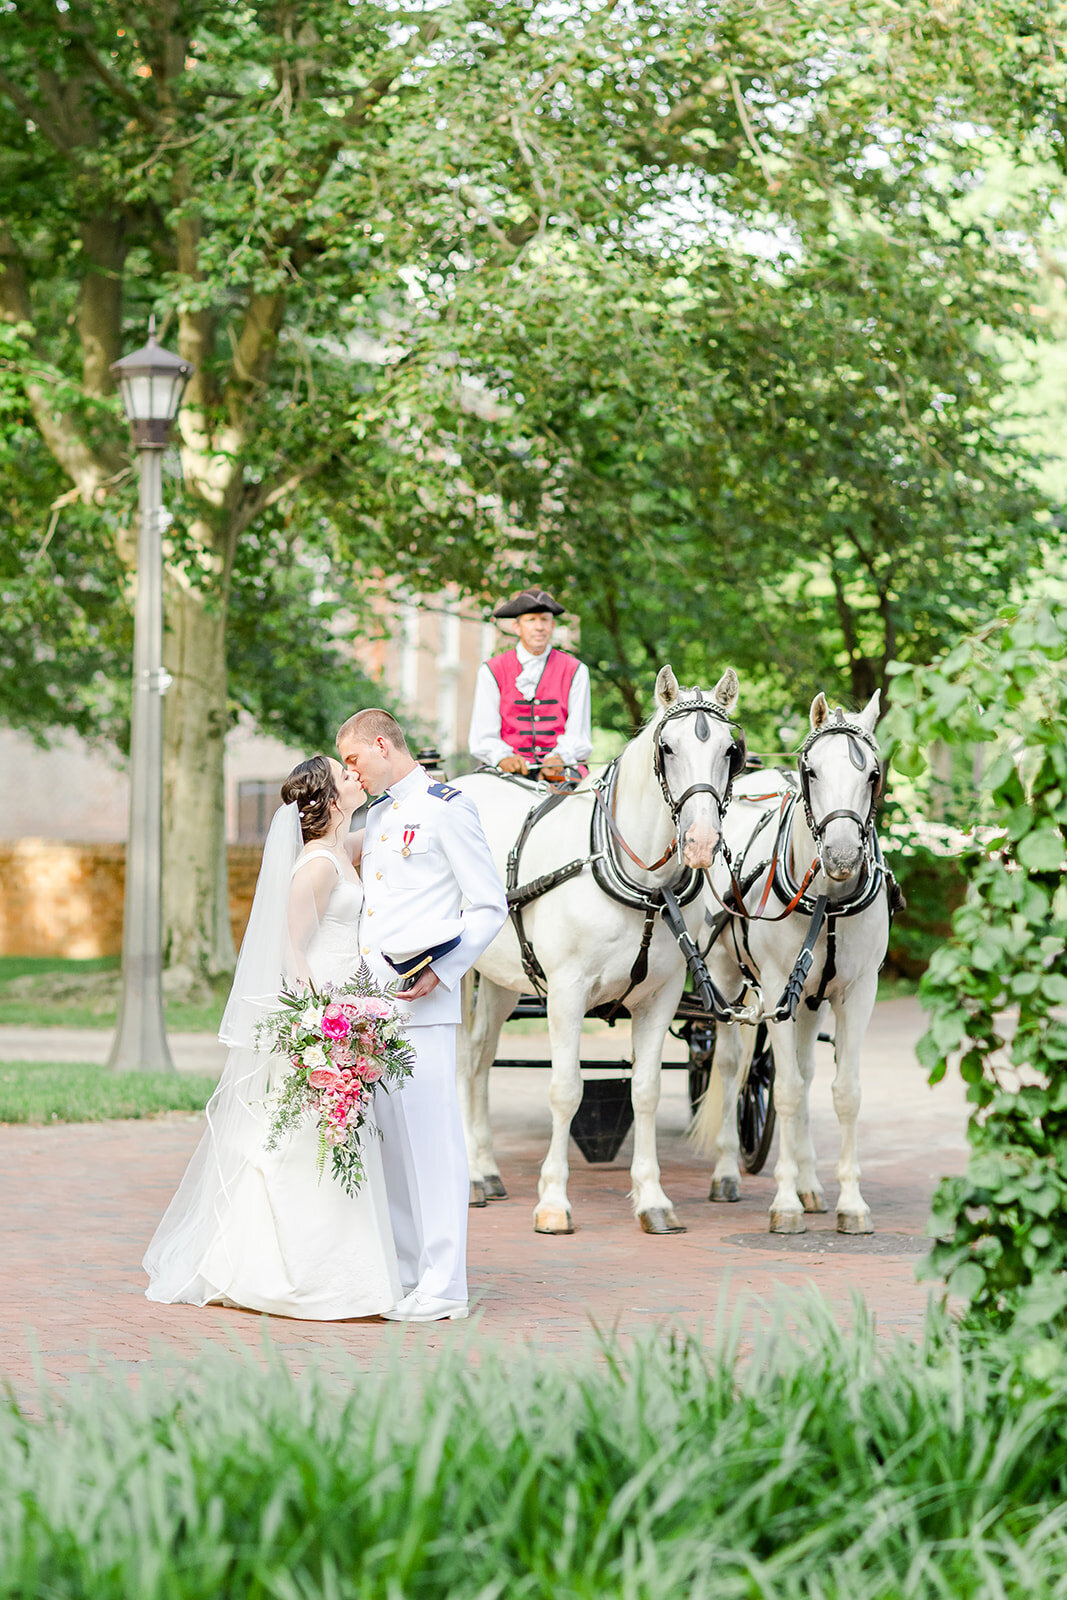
left=682, top=827, right=719, bottom=870
left=822, top=844, right=863, bottom=881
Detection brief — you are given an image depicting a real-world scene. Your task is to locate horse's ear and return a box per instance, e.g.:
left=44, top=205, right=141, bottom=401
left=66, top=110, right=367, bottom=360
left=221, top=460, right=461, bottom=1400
left=711, top=667, right=739, bottom=714
left=655, top=666, right=680, bottom=708
left=857, top=689, right=881, bottom=732
left=809, top=692, right=830, bottom=730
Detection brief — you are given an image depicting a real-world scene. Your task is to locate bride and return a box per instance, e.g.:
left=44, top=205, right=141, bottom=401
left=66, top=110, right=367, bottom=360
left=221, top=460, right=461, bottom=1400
left=143, top=756, right=401, bottom=1319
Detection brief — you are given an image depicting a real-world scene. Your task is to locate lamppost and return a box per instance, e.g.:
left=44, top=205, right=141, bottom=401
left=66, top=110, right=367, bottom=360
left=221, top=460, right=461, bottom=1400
left=107, top=322, right=193, bottom=1073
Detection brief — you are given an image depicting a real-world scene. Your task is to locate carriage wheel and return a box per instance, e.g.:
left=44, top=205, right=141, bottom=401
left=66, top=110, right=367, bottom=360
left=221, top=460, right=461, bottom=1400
left=685, top=1021, right=716, bottom=1116
left=737, top=1023, right=776, bottom=1174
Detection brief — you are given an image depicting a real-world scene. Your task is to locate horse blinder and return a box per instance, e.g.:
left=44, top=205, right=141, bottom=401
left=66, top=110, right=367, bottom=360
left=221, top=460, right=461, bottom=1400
left=728, top=733, right=747, bottom=781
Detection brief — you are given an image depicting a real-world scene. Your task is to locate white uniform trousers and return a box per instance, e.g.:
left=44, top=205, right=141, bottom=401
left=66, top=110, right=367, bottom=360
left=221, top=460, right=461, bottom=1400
left=374, top=1024, right=469, bottom=1303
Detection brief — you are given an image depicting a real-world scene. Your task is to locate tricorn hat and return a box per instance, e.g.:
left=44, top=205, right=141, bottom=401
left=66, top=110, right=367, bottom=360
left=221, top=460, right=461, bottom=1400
left=492, top=586, right=565, bottom=620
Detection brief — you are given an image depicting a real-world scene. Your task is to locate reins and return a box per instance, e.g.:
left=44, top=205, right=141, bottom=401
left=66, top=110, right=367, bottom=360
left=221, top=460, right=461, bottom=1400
left=704, top=790, right=821, bottom=925
left=591, top=782, right=676, bottom=873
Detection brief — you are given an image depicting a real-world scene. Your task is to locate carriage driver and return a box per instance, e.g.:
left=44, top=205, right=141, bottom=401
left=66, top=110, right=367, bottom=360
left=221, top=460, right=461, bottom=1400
left=468, top=587, right=593, bottom=780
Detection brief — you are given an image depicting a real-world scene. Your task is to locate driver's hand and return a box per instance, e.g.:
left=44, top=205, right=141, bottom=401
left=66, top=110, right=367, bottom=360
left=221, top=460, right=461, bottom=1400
left=540, top=753, right=565, bottom=777
left=499, top=754, right=529, bottom=775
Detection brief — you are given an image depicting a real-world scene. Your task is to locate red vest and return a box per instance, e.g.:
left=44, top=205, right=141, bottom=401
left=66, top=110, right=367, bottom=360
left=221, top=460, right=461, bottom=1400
left=487, top=648, right=583, bottom=769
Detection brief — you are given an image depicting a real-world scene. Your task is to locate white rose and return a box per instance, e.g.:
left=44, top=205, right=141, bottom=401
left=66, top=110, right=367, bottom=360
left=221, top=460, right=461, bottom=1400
left=303, top=1044, right=328, bottom=1070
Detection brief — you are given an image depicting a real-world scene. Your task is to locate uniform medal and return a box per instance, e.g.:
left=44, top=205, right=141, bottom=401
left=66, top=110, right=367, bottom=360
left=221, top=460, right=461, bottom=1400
left=401, top=827, right=415, bottom=858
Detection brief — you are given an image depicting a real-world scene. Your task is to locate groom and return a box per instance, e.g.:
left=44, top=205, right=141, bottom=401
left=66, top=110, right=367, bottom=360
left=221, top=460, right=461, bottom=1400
left=337, top=709, right=508, bottom=1322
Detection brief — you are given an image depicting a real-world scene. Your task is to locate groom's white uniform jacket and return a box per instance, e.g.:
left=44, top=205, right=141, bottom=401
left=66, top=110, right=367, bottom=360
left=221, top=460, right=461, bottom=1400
left=358, top=765, right=507, bottom=1026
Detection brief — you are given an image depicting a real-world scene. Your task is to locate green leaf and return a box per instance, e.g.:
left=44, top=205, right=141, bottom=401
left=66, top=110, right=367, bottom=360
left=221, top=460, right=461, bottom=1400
left=1016, top=1276, right=1067, bottom=1328
left=947, top=1261, right=985, bottom=1303
left=1017, top=828, right=1065, bottom=872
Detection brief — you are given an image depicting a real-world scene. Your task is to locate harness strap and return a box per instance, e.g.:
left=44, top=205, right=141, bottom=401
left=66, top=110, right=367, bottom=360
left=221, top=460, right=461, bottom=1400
left=600, top=895, right=662, bottom=1024
left=661, top=887, right=751, bottom=1023
left=768, top=895, right=830, bottom=1022
left=505, top=788, right=575, bottom=993
left=507, top=858, right=586, bottom=911
left=592, top=781, right=677, bottom=873
left=805, top=913, right=837, bottom=1012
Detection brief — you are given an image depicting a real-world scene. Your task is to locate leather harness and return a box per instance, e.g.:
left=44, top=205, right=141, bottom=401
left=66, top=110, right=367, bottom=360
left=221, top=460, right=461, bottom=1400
left=701, top=717, right=900, bottom=1023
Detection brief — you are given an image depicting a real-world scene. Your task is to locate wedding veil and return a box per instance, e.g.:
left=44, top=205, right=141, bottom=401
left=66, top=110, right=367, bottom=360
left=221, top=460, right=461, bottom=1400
left=219, top=801, right=303, bottom=1048
left=143, top=803, right=304, bottom=1305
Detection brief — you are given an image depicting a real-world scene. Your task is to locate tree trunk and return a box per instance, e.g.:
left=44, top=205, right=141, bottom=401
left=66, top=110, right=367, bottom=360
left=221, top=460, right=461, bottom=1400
left=161, top=572, right=234, bottom=979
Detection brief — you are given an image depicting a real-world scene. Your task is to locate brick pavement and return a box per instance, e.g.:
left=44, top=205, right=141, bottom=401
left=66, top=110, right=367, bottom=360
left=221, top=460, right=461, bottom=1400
left=0, top=1000, right=968, bottom=1397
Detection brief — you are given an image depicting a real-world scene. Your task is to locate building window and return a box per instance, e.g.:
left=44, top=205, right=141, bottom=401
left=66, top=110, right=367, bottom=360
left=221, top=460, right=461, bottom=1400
left=237, top=780, right=283, bottom=844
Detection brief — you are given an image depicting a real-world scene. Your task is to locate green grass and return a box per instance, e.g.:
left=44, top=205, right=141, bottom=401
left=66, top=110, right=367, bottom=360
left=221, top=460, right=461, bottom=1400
left=0, top=957, right=921, bottom=1037
left=0, top=956, right=227, bottom=1032
left=2, top=1304, right=1067, bottom=1597
left=0, top=1062, right=217, bottom=1124
left=0, top=955, right=118, bottom=982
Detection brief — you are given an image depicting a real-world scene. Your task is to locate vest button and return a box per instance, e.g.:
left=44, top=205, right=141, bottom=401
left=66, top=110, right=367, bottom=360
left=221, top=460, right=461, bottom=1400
left=376, top=871, right=382, bottom=880
left=362, top=945, right=369, bottom=954
left=380, top=834, right=387, bottom=841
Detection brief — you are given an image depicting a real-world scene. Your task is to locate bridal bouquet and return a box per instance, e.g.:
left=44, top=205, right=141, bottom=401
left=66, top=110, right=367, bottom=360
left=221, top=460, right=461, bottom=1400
left=255, top=966, right=415, bottom=1197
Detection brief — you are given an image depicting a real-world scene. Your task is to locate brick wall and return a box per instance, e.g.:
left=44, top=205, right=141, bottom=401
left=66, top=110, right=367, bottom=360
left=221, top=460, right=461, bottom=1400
left=0, top=839, right=264, bottom=959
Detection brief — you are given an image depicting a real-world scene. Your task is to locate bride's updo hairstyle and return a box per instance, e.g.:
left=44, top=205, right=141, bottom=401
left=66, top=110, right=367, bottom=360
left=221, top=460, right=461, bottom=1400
left=281, top=756, right=339, bottom=844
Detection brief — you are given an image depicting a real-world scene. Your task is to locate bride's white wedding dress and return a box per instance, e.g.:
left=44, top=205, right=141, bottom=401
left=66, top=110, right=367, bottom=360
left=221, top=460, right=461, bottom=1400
left=144, top=845, right=401, bottom=1319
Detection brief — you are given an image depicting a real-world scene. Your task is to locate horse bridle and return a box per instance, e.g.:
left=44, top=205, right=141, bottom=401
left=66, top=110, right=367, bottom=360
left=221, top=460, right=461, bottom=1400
left=654, top=696, right=747, bottom=827
left=797, top=711, right=884, bottom=852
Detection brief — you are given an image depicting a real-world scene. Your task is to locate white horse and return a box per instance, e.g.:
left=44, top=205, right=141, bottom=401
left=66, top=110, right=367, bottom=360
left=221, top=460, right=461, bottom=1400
left=455, top=665, right=747, bottom=1236
left=693, top=690, right=891, bottom=1234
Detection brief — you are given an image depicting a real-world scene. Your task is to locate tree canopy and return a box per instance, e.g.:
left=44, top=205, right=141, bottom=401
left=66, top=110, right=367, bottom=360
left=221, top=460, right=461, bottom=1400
left=1, top=0, right=1064, bottom=967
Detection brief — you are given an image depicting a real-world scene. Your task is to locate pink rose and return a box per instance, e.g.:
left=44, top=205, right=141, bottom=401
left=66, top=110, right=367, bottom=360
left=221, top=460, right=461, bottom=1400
left=307, top=1067, right=344, bottom=1091
left=321, top=1005, right=351, bottom=1039
left=332, top=1044, right=353, bottom=1068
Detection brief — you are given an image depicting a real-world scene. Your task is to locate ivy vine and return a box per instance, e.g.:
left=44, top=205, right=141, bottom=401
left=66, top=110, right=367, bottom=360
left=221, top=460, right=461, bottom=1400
left=885, top=596, right=1067, bottom=1346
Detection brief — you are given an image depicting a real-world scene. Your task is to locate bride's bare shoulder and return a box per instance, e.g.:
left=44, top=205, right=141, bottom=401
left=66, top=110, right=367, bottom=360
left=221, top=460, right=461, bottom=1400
left=291, top=851, right=340, bottom=887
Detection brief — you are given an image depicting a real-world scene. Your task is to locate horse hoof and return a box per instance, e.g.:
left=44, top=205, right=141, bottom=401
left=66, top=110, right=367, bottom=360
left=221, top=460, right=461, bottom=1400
left=709, top=1176, right=741, bottom=1203
left=800, top=1191, right=827, bottom=1214
left=469, top=1181, right=487, bottom=1208
left=837, top=1210, right=873, bottom=1235
left=769, top=1210, right=807, bottom=1235
left=534, top=1208, right=574, bottom=1235
left=484, top=1174, right=508, bottom=1201
left=639, top=1207, right=687, bottom=1235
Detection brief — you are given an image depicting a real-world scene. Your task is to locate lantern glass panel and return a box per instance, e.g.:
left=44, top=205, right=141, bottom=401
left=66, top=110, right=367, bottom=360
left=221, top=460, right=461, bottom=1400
left=159, top=370, right=186, bottom=420
left=121, top=373, right=156, bottom=422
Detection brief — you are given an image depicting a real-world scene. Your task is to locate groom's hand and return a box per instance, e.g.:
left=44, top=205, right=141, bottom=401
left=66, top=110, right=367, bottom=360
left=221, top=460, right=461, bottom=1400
left=403, top=969, right=441, bottom=1001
